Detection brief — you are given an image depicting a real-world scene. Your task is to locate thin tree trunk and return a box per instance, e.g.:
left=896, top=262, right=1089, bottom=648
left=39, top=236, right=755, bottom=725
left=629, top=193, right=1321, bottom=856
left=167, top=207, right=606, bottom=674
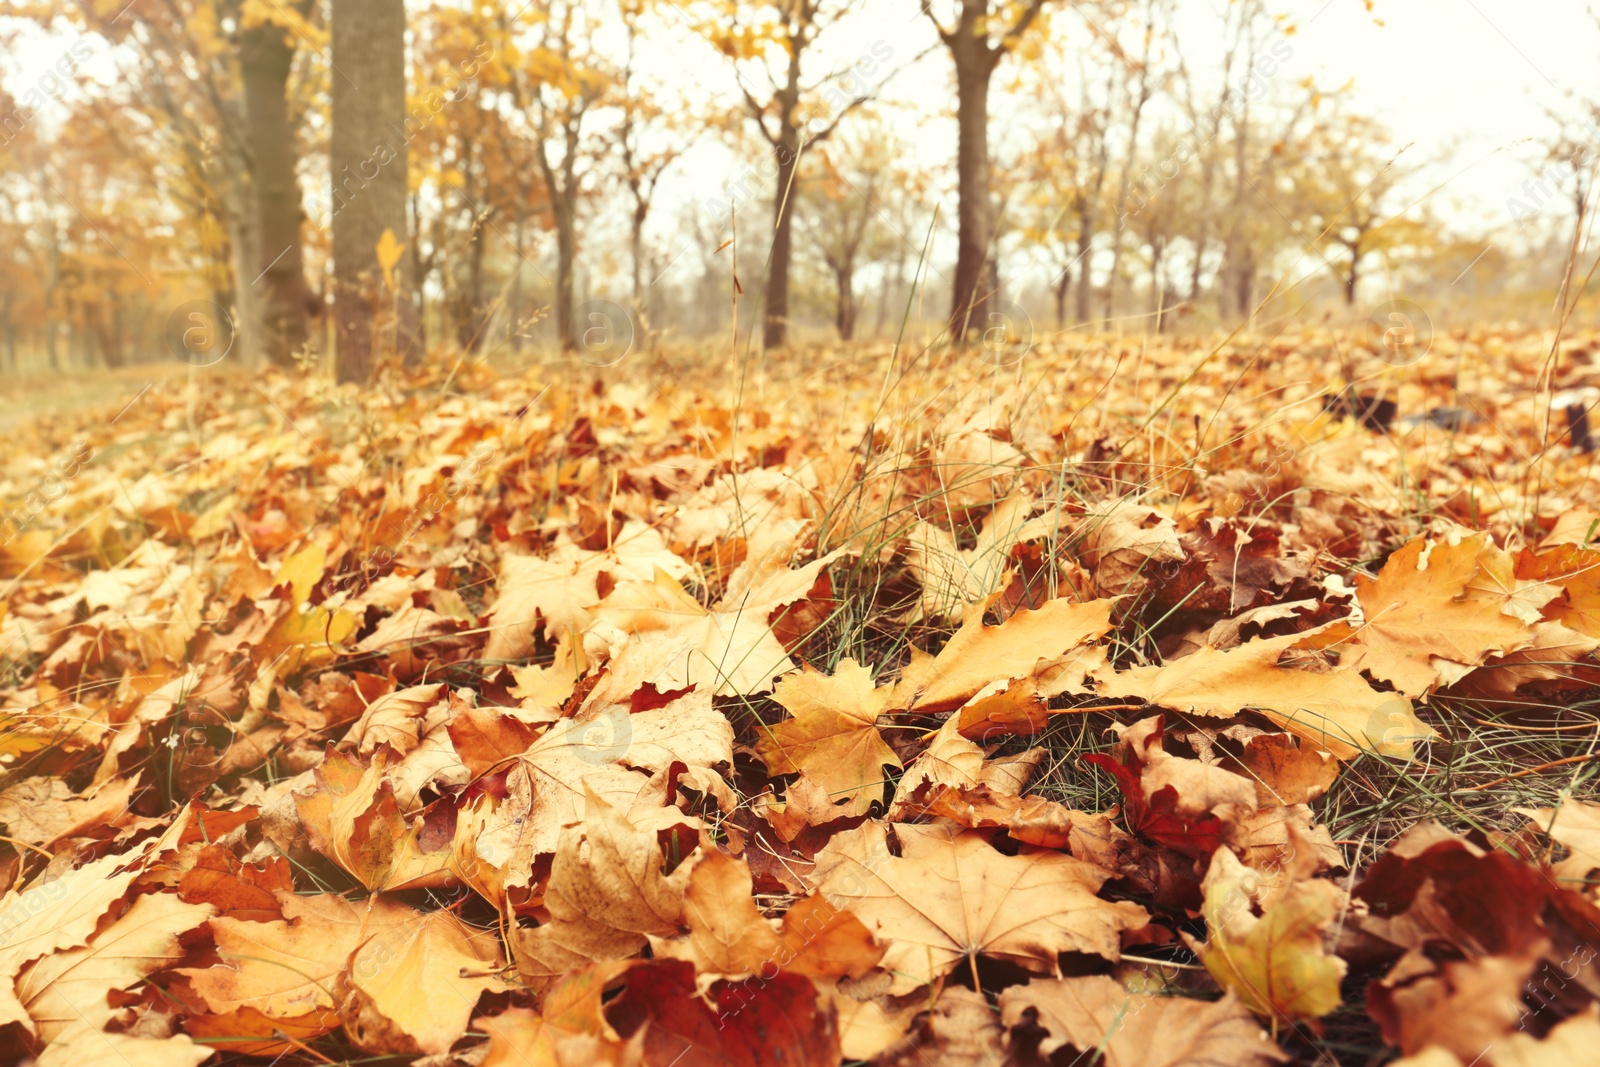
left=950, top=60, right=992, bottom=339
left=1074, top=217, right=1095, bottom=323
left=331, top=0, right=415, bottom=383
left=554, top=200, right=576, bottom=350
left=239, top=9, right=311, bottom=366
left=764, top=135, right=800, bottom=349
left=510, top=204, right=526, bottom=352
left=834, top=262, right=856, bottom=341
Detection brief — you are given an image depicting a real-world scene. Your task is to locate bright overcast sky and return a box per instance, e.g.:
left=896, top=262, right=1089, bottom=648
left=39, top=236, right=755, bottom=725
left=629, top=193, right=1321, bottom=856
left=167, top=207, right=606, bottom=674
left=1279, top=0, right=1595, bottom=232
left=627, top=0, right=1600, bottom=249
left=4, top=0, right=1594, bottom=240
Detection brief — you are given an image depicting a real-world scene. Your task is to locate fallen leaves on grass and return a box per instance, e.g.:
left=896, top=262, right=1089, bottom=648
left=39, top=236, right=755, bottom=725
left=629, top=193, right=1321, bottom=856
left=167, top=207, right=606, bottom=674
left=5, top=337, right=1600, bottom=1065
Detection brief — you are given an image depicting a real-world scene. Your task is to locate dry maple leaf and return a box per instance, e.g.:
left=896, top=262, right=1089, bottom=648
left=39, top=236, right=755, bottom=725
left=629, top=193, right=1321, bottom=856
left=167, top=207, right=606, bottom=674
left=810, top=821, right=1149, bottom=995
left=602, top=958, right=842, bottom=1067
left=175, top=844, right=294, bottom=922
left=34, top=1031, right=214, bottom=1067
left=904, top=781, right=1090, bottom=849
left=1449, top=620, right=1600, bottom=698
left=997, top=975, right=1288, bottom=1067
left=1517, top=800, right=1600, bottom=889
left=1187, top=846, right=1346, bottom=1023
left=512, top=789, right=697, bottom=981
left=518, top=687, right=733, bottom=857
left=872, top=986, right=1007, bottom=1067
left=650, top=850, right=883, bottom=982
left=1222, top=732, right=1341, bottom=806
left=583, top=551, right=839, bottom=699
left=15, top=890, right=212, bottom=1041
left=1516, top=544, right=1600, bottom=638
left=0, top=853, right=138, bottom=1032
left=339, top=905, right=511, bottom=1055
left=181, top=890, right=504, bottom=1055
left=1353, top=823, right=1600, bottom=1059
left=1097, top=630, right=1432, bottom=759
left=292, top=745, right=453, bottom=892
left=754, top=658, right=900, bottom=817
left=890, top=596, right=1114, bottom=714
left=889, top=715, right=1043, bottom=817
left=1482, top=1006, right=1600, bottom=1067
left=479, top=965, right=643, bottom=1067
left=1334, top=533, right=1533, bottom=697
left=0, top=776, right=136, bottom=850
left=483, top=523, right=692, bottom=662
left=1074, top=501, right=1186, bottom=600
left=1370, top=954, right=1534, bottom=1061
left=906, top=491, right=1060, bottom=621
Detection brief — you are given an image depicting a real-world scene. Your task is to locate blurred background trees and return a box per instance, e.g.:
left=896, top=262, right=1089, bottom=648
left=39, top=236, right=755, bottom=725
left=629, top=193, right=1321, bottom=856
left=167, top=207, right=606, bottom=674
left=0, top=0, right=1584, bottom=377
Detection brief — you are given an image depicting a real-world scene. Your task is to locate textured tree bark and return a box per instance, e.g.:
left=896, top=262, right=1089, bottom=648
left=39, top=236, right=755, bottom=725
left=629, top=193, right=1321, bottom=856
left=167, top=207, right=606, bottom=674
left=240, top=12, right=311, bottom=366
left=763, top=135, right=800, bottom=349
left=331, top=0, right=417, bottom=383
left=950, top=57, right=992, bottom=340
left=553, top=201, right=575, bottom=350
left=834, top=262, right=856, bottom=341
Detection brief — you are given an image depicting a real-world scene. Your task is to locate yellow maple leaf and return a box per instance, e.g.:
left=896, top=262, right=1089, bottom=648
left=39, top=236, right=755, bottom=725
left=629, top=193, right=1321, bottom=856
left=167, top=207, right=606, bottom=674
left=755, top=659, right=900, bottom=816
left=375, top=228, right=406, bottom=292
left=1189, top=847, right=1346, bottom=1024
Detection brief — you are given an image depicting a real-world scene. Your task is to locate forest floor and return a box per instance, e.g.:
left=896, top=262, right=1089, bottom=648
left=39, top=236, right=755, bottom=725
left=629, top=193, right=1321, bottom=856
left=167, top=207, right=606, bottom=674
left=2, top=329, right=1599, bottom=1067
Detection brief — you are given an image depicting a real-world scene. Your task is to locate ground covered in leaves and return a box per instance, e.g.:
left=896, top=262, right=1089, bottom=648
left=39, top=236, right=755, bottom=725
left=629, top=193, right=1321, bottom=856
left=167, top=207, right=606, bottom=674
left=2, top=330, right=1600, bottom=1067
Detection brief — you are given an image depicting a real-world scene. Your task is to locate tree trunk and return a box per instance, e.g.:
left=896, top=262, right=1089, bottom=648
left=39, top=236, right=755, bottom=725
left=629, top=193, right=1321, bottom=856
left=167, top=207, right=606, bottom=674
left=331, top=0, right=415, bottom=383
left=223, top=199, right=262, bottom=367
left=1235, top=248, right=1255, bottom=316
left=1074, top=218, right=1094, bottom=323
left=950, top=57, right=992, bottom=340
left=409, top=188, right=426, bottom=352
left=1345, top=250, right=1359, bottom=305
left=834, top=262, right=856, bottom=341
left=631, top=197, right=648, bottom=339
left=1150, top=240, right=1166, bottom=331
left=554, top=200, right=576, bottom=350
left=763, top=135, right=800, bottom=349
left=510, top=203, right=526, bottom=352
left=239, top=11, right=311, bottom=366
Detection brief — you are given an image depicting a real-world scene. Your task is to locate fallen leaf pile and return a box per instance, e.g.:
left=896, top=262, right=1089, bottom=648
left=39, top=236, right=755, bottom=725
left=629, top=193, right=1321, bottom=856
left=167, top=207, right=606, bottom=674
left=3, top=330, right=1600, bottom=1065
